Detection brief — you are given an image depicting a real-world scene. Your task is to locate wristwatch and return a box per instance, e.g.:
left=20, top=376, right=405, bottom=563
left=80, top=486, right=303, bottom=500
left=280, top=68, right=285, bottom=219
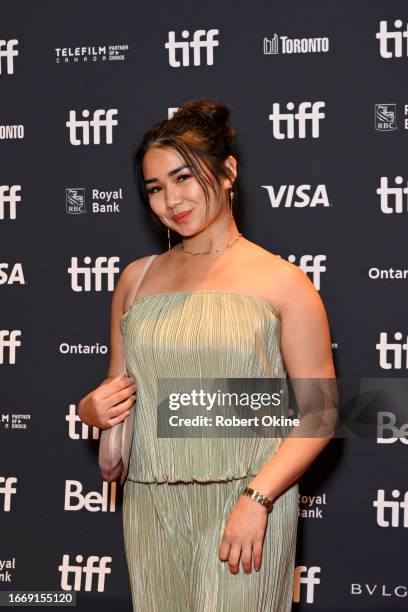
left=241, top=486, right=274, bottom=512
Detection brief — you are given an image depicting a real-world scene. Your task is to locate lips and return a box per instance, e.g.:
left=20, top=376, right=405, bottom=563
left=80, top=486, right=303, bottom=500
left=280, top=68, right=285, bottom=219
left=172, top=210, right=191, bottom=222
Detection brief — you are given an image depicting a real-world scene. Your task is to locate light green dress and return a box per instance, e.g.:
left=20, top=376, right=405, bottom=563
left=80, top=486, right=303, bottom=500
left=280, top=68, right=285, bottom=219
left=121, top=276, right=299, bottom=611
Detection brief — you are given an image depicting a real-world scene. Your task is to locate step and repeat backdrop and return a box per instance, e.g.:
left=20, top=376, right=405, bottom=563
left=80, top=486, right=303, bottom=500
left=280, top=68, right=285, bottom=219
left=1, top=1, right=407, bottom=610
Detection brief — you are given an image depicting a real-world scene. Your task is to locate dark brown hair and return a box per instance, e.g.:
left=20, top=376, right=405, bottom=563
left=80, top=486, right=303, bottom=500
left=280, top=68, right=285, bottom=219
left=134, top=97, right=241, bottom=244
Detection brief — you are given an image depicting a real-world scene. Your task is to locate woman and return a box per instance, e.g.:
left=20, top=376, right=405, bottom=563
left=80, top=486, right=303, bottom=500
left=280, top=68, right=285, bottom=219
left=78, top=98, right=337, bottom=611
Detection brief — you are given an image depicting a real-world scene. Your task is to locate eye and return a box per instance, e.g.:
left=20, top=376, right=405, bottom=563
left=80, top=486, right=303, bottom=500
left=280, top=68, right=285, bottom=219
left=177, top=173, right=191, bottom=182
left=147, top=174, right=191, bottom=195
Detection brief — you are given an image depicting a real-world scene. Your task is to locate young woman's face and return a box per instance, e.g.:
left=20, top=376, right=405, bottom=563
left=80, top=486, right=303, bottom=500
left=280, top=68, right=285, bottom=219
left=142, top=145, right=229, bottom=237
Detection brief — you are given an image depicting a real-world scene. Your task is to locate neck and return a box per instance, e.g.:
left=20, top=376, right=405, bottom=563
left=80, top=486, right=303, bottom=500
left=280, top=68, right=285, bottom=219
left=179, top=212, right=240, bottom=255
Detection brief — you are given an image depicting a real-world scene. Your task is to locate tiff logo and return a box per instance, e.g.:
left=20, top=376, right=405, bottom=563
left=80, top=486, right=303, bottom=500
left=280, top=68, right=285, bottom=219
left=165, top=29, right=219, bottom=67
left=373, top=489, right=408, bottom=527
left=376, top=332, right=408, bottom=369
left=293, top=565, right=321, bottom=603
left=0, top=477, right=17, bottom=511
left=287, top=255, right=326, bottom=291
left=0, top=186, right=21, bottom=220
left=68, top=256, right=120, bottom=292
left=0, top=40, right=18, bottom=75
left=0, top=331, right=22, bottom=364
left=376, top=20, right=408, bottom=58
left=59, top=554, right=111, bottom=592
left=377, top=176, right=408, bottom=214
left=268, top=102, right=325, bottom=139
left=66, top=404, right=99, bottom=439
left=66, top=109, right=118, bottom=145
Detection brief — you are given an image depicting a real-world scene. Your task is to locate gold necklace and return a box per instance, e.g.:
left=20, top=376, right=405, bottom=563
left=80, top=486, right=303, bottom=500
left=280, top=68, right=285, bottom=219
left=181, top=233, right=243, bottom=256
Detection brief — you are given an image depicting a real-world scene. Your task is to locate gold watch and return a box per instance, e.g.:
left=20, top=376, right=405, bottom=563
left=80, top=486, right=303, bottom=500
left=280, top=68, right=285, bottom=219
left=241, top=486, right=274, bottom=512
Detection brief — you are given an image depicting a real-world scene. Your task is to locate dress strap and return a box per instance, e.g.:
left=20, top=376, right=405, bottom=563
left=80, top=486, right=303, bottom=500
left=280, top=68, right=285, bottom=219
left=127, top=254, right=158, bottom=308
left=121, top=254, right=158, bottom=377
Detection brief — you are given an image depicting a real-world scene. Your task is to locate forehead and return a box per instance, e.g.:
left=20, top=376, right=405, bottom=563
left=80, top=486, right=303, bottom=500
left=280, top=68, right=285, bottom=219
left=142, top=146, right=186, bottom=177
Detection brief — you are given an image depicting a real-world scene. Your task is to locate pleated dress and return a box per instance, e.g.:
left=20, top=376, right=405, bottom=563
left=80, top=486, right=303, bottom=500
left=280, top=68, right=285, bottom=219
left=121, top=254, right=299, bottom=612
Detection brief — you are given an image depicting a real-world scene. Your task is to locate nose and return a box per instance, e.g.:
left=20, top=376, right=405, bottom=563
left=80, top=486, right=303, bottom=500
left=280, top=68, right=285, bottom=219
left=165, top=183, right=183, bottom=210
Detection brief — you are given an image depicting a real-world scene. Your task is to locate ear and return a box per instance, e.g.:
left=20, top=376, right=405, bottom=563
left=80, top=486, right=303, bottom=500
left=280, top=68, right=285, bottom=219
left=222, top=155, right=238, bottom=189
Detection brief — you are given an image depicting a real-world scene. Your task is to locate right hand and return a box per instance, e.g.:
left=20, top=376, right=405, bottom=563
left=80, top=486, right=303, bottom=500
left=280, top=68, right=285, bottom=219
left=78, top=374, right=137, bottom=430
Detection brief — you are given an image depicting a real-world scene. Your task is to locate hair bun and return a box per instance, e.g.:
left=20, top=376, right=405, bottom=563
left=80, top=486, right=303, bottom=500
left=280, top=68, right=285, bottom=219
left=176, top=98, right=230, bottom=128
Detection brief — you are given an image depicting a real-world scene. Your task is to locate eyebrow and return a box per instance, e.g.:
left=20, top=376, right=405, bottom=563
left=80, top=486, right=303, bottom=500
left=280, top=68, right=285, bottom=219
left=144, top=164, right=191, bottom=185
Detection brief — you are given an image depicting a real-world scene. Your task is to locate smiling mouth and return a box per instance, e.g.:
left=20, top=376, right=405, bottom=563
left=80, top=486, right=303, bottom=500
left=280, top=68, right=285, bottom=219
left=172, top=210, right=192, bottom=222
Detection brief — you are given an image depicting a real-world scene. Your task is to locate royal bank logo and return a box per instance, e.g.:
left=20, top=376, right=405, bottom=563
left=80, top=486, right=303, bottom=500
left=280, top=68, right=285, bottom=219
left=375, top=104, right=397, bottom=131
left=66, top=187, right=123, bottom=214
left=66, top=189, right=86, bottom=214
left=263, top=33, right=329, bottom=55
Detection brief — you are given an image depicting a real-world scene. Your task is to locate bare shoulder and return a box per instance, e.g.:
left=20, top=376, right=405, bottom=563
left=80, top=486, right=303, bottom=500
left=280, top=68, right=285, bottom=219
left=269, top=255, right=327, bottom=324
left=114, top=254, right=156, bottom=312
left=245, top=243, right=320, bottom=316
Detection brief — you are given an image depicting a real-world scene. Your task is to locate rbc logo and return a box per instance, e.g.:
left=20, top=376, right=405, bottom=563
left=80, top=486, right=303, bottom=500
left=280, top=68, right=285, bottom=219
left=165, top=29, right=219, bottom=66
left=66, top=109, right=118, bottom=145
left=375, top=104, right=397, bottom=131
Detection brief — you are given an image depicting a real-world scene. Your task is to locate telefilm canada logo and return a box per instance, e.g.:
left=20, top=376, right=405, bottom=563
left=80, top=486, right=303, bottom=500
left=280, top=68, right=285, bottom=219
left=55, top=43, right=129, bottom=64
left=263, top=33, right=329, bottom=55
left=0, top=413, right=31, bottom=431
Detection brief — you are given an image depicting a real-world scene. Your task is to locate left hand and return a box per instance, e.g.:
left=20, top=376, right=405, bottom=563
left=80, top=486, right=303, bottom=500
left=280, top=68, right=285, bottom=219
left=218, top=494, right=269, bottom=575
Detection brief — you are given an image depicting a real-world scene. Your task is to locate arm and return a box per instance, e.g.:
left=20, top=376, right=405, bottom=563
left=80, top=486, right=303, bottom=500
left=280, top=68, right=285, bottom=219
left=247, top=263, right=338, bottom=500
left=77, top=258, right=146, bottom=427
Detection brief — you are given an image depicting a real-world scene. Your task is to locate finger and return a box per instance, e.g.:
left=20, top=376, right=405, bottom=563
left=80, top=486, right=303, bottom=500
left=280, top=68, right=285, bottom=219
left=241, top=544, right=253, bottom=574
left=107, top=396, right=136, bottom=418
left=104, top=411, right=131, bottom=428
left=101, top=375, right=136, bottom=398
left=228, top=544, right=241, bottom=574
left=218, top=539, right=231, bottom=562
left=107, top=385, right=137, bottom=406
left=253, top=541, right=263, bottom=572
